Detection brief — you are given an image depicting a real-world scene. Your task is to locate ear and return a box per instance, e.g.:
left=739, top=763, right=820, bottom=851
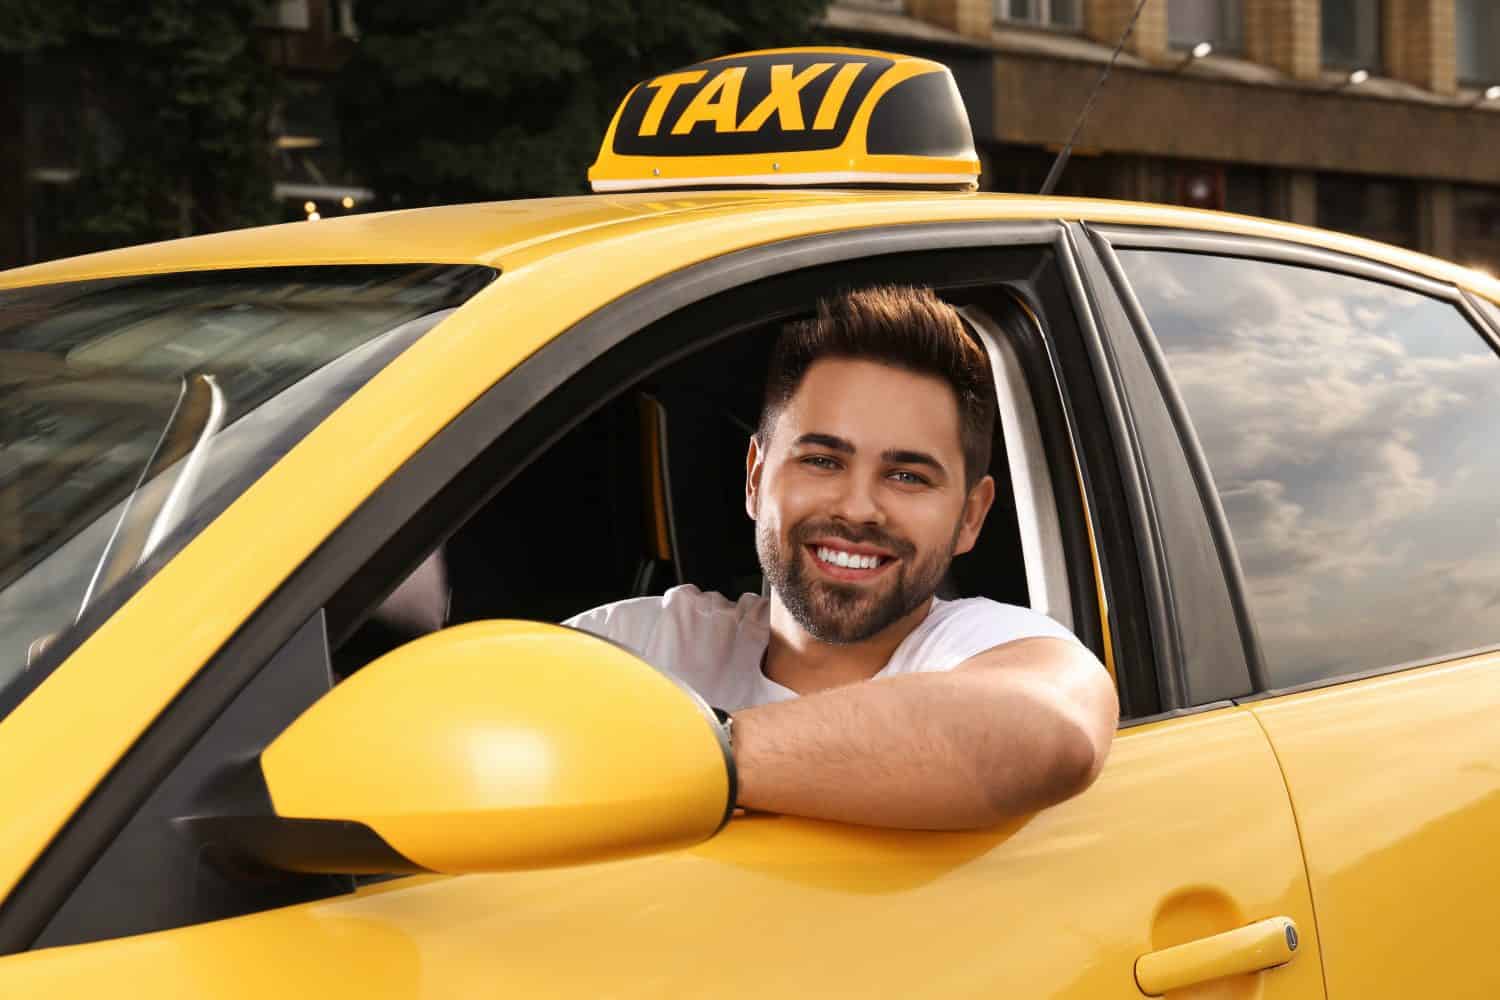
left=952, top=475, right=996, bottom=557
left=745, top=434, right=766, bottom=521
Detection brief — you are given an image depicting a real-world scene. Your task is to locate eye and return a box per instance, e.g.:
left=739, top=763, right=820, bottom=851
left=800, top=454, right=842, bottom=471
left=888, top=469, right=932, bottom=487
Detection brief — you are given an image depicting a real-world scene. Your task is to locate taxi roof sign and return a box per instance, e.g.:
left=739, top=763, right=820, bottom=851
left=589, top=47, right=981, bottom=193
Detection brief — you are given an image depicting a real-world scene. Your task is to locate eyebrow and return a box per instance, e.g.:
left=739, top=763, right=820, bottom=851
left=793, top=433, right=950, bottom=477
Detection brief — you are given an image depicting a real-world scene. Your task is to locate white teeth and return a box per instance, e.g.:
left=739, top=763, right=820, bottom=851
left=816, top=546, right=882, bottom=570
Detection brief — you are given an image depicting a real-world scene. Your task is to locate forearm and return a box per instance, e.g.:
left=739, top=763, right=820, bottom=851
left=730, top=663, right=1108, bottom=830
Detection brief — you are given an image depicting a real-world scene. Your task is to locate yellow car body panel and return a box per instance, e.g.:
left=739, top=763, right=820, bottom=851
left=0, top=708, right=1324, bottom=998
left=2, top=185, right=1495, bottom=994
left=4, top=191, right=1498, bottom=304
left=1249, top=649, right=1500, bottom=997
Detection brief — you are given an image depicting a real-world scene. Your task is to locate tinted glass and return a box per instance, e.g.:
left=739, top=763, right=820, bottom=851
left=0, top=265, right=492, bottom=717
left=1322, top=0, right=1381, bottom=69
left=1457, top=0, right=1500, bottom=83
left=1120, top=251, right=1500, bottom=688
left=1168, top=0, right=1244, bottom=51
left=1316, top=172, right=1417, bottom=249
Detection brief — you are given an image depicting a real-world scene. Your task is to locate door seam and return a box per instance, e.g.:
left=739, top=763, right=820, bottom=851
left=1246, top=705, right=1332, bottom=1000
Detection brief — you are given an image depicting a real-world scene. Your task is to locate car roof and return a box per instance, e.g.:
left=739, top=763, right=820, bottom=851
left=4, top=190, right=1498, bottom=303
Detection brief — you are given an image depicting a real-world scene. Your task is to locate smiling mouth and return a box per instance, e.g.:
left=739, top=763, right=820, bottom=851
left=804, top=543, right=898, bottom=582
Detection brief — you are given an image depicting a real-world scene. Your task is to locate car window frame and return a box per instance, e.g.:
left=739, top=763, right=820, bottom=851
left=0, top=221, right=1157, bottom=953
left=1067, top=223, right=1256, bottom=715
left=1089, top=222, right=1500, bottom=703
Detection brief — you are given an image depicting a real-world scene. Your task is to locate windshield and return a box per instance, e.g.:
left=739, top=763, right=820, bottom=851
left=0, top=264, right=494, bottom=716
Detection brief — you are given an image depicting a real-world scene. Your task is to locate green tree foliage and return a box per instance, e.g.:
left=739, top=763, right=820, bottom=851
left=0, top=0, right=278, bottom=251
left=337, top=0, right=830, bottom=206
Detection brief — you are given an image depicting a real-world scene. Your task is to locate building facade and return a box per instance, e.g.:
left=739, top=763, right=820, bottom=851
left=828, top=0, right=1500, bottom=273
left=5, top=2, right=1500, bottom=272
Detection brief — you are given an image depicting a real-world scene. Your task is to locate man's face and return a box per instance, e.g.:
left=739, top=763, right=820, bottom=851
left=747, top=358, right=994, bottom=644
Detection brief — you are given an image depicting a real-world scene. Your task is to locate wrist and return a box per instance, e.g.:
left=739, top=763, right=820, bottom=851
left=711, top=706, right=738, bottom=807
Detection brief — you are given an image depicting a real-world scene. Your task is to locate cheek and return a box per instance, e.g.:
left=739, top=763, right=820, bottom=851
left=897, top=496, right=968, bottom=547
left=762, top=468, right=826, bottom=521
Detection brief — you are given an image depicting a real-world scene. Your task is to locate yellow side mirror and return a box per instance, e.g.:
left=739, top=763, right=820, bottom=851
left=193, top=621, right=733, bottom=875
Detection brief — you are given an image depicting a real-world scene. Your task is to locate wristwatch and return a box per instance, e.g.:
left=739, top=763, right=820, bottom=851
left=711, top=706, right=734, bottom=751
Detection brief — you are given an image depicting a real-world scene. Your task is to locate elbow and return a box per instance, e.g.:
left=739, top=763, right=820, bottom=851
left=1051, top=659, right=1119, bottom=800
left=1048, top=719, right=1110, bottom=802
left=978, top=694, right=1116, bottom=822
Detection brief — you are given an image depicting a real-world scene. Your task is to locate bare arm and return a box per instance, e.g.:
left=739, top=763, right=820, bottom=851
left=730, top=637, right=1118, bottom=830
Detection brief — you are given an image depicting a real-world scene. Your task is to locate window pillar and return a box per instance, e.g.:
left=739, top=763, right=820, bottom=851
left=1247, top=0, right=1322, bottom=80
left=1384, top=0, right=1457, bottom=95
left=1084, top=0, right=1168, bottom=61
left=1281, top=171, right=1319, bottom=227
left=1421, top=181, right=1456, bottom=260
left=907, top=0, right=994, bottom=39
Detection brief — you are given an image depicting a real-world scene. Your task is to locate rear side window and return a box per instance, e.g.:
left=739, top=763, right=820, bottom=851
left=1119, top=250, right=1500, bottom=689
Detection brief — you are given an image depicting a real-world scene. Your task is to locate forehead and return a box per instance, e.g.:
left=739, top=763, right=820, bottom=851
left=776, top=358, right=964, bottom=454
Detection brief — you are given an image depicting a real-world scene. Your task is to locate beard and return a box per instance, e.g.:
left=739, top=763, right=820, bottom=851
left=757, top=516, right=956, bottom=644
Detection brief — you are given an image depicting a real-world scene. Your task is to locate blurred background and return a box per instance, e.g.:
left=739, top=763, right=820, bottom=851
left=3, top=0, right=1499, bottom=272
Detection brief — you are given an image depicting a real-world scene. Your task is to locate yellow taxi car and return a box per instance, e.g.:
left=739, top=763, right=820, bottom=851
left=1, top=47, right=1498, bottom=998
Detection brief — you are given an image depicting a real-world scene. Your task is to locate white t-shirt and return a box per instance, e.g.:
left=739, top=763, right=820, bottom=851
left=564, top=585, right=1083, bottom=710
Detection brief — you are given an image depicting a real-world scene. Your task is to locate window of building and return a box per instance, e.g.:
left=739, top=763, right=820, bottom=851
left=1457, top=0, right=1500, bottom=83
left=1322, top=0, right=1382, bottom=69
left=335, top=0, right=358, bottom=38
left=996, top=0, right=1081, bottom=30
left=1315, top=172, right=1417, bottom=249
left=1148, top=161, right=1277, bottom=218
left=1168, top=0, right=1244, bottom=52
left=1453, top=185, right=1500, bottom=275
left=256, top=0, right=312, bottom=31
left=1118, top=250, right=1500, bottom=689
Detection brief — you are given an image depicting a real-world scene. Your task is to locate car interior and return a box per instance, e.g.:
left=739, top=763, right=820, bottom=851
left=332, top=295, right=1051, bottom=678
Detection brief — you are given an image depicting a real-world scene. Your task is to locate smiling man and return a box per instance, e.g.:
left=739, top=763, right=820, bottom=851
left=567, top=286, right=1117, bottom=830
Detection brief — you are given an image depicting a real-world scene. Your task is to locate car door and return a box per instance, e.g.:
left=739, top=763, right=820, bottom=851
left=0, top=222, right=1326, bottom=997
left=1097, top=225, right=1500, bottom=999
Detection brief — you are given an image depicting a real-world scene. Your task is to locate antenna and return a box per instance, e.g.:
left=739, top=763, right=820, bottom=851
left=1040, top=0, right=1154, bottom=196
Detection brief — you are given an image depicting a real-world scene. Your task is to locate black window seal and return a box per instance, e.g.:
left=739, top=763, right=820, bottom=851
left=1119, top=700, right=1236, bottom=730
left=1457, top=288, right=1500, bottom=359
left=5, top=220, right=1125, bottom=954
left=1234, top=641, right=1500, bottom=704
left=1081, top=223, right=1270, bottom=694
left=1057, top=224, right=1182, bottom=711
left=1089, top=225, right=1455, bottom=300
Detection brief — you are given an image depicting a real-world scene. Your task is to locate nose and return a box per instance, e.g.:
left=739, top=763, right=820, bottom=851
left=828, top=470, right=886, bottom=527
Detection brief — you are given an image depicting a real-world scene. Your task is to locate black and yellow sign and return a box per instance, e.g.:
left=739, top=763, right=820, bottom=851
left=589, top=47, right=980, bottom=192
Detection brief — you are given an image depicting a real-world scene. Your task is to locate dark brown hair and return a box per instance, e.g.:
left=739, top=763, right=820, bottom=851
left=758, top=285, right=996, bottom=489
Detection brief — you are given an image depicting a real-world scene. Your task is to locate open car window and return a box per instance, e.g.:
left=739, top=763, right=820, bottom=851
left=337, top=290, right=1086, bottom=681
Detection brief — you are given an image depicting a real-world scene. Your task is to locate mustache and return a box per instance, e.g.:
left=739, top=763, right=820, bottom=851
left=789, top=520, right=915, bottom=560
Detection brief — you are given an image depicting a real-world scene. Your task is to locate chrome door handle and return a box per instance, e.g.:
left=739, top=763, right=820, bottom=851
left=1135, top=916, right=1300, bottom=996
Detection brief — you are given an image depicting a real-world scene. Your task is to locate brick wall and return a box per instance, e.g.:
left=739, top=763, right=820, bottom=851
left=1085, top=0, right=1168, bottom=61
left=992, top=55, right=1500, bottom=184
left=1246, top=0, right=1321, bottom=80
left=907, top=0, right=994, bottom=39
left=1385, top=0, right=1457, bottom=95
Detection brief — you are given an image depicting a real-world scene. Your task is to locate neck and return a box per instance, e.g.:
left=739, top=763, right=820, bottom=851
left=762, top=594, right=935, bottom=695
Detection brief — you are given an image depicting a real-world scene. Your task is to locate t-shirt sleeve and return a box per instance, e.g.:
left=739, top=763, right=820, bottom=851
left=895, top=599, right=1090, bottom=675
left=562, top=595, right=667, bottom=660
